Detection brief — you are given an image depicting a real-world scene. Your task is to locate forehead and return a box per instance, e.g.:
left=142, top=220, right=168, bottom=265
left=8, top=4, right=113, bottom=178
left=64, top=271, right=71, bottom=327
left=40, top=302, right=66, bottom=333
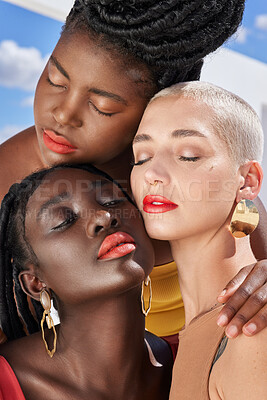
left=27, top=169, right=117, bottom=206
left=140, top=96, right=215, bottom=134
left=54, top=31, right=152, bottom=98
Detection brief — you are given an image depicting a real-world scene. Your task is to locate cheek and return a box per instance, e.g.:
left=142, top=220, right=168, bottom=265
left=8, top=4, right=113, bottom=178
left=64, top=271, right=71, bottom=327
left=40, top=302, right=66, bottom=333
left=34, top=77, right=52, bottom=120
left=175, top=163, right=237, bottom=205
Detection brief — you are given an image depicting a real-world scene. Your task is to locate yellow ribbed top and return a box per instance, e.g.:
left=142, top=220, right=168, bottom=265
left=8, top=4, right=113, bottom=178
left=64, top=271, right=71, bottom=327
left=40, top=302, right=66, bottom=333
left=144, top=261, right=185, bottom=337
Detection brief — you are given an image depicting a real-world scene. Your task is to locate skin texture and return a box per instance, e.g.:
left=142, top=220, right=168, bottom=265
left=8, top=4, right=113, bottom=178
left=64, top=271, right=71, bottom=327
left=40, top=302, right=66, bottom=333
left=0, top=29, right=267, bottom=338
left=130, top=95, right=267, bottom=398
left=34, top=33, right=152, bottom=167
left=0, top=168, right=172, bottom=400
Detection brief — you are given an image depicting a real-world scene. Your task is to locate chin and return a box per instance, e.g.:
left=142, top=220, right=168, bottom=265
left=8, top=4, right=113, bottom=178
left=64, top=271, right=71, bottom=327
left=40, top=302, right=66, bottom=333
left=145, top=223, right=174, bottom=241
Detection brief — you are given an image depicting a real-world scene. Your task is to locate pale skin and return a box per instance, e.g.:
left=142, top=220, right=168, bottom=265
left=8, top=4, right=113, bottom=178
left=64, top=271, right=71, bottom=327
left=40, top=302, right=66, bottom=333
left=131, top=95, right=267, bottom=398
left=1, top=30, right=267, bottom=338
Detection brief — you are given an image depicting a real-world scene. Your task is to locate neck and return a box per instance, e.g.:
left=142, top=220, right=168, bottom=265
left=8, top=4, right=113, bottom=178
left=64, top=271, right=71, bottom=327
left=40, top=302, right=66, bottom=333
left=170, top=226, right=256, bottom=326
left=54, top=288, right=147, bottom=394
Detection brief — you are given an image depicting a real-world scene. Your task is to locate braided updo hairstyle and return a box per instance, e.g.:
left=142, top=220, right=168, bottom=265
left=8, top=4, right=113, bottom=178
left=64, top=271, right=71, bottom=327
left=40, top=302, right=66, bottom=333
left=63, top=0, right=245, bottom=90
left=0, top=163, right=130, bottom=341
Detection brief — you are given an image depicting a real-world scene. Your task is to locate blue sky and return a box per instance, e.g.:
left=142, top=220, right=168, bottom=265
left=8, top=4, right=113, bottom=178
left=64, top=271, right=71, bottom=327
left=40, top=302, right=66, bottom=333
left=0, top=0, right=267, bottom=144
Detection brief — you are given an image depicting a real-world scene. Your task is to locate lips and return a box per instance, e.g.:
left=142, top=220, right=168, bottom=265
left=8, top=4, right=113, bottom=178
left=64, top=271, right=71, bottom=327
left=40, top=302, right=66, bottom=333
left=43, top=129, right=77, bottom=154
left=143, top=195, right=178, bottom=213
left=98, top=232, right=136, bottom=260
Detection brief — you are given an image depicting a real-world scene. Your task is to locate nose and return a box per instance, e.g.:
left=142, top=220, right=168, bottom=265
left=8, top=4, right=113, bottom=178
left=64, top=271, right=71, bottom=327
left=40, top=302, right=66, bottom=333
left=52, top=94, right=83, bottom=128
left=144, top=160, right=171, bottom=187
left=86, top=210, right=120, bottom=238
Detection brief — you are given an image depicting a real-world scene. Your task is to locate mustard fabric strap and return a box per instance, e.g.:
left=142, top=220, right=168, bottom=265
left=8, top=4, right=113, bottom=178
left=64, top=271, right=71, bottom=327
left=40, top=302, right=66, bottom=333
left=144, top=261, right=185, bottom=336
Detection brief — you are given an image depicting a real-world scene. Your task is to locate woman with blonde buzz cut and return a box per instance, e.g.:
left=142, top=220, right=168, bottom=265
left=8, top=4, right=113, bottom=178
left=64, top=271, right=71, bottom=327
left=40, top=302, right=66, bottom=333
left=131, top=81, right=267, bottom=399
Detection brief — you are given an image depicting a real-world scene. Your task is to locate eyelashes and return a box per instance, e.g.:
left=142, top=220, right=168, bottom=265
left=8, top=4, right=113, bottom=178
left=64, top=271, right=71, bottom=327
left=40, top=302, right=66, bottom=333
left=98, top=198, right=126, bottom=207
left=178, top=156, right=199, bottom=162
left=51, top=211, right=78, bottom=231
left=132, top=155, right=200, bottom=166
left=46, top=76, right=66, bottom=89
left=131, top=157, right=152, bottom=166
left=88, top=101, right=116, bottom=117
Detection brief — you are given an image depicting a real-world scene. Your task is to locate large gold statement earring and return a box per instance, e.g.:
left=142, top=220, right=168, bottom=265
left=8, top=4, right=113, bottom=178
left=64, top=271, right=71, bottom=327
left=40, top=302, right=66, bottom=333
left=230, top=199, right=259, bottom=238
left=141, top=276, right=152, bottom=317
left=40, top=289, right=57, bottom=358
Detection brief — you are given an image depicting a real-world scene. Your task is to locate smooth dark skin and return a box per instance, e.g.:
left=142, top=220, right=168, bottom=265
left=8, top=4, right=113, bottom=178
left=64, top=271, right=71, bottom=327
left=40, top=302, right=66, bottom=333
left=0, top=169, right=172, bottom=400
left=0, top=31, right=266, bottom=337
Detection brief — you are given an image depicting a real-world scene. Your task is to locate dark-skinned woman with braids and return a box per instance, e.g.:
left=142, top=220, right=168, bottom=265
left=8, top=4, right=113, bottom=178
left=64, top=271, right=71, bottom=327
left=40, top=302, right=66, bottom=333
left=0, top=164, right=173, bottom=399
left=0, top=0, right=267, bottom=351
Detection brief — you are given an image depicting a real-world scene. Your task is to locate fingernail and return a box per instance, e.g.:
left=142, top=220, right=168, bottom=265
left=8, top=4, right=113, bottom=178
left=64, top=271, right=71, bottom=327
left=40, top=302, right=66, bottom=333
left=218, top=289, right=227, bottom=299
left=243, top=323, right=257, bottom=335
left=226, top=325, right=238, bottom=339
left=217, top=314, right=228, bottom=327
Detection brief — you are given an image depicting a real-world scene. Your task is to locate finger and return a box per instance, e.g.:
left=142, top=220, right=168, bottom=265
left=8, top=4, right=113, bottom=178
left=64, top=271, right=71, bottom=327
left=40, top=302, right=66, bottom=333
left=217, top=280, right=256, bottom=328
left=217, top=264, right=255, bottom=303
left=219, top=284, right=267, bottom=338
left=243, top=304, right=267, bottom=336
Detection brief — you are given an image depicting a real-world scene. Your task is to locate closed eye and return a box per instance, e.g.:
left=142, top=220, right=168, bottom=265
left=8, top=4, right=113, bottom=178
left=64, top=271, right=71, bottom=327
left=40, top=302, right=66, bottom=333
left=46, top=76, right=66, bottom=89
left=100, top=199, right=126, bottom=207
left=51, top=211, right=78, bottom=231
left=131, top=157, right=152, bottom=166
left=88, top=100, right=117, bottom=117
left=178, top=156, right=199, bottom=162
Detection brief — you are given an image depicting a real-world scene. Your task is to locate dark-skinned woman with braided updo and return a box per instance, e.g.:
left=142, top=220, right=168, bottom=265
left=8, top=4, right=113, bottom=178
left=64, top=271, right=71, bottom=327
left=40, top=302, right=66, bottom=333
left=0, top=0, right=267, bottom=352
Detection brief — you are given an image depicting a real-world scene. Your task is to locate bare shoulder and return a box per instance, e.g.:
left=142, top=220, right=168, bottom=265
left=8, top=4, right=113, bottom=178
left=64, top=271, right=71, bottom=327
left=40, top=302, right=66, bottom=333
left=0, top=126, right=44, bottom=201
left=0, top=332, right=47, bottom=378
left=0, top=332, right=58, bottom=398
left=209, top=330, right=267, bottom=400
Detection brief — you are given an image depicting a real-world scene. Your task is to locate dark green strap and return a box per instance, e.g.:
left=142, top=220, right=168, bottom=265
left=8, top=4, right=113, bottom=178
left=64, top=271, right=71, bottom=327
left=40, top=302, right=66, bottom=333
left=209, top=335, right=229, bottom=375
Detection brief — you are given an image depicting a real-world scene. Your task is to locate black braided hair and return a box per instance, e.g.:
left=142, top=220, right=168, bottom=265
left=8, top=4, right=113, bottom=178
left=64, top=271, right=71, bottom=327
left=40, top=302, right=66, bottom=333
left=0, top=163, right=131, bottom=341
left=63, top=0, right=245, bottom=90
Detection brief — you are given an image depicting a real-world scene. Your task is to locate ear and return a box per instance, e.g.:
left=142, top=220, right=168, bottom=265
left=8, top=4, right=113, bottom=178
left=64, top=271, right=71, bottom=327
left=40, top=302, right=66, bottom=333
left=236, top=161, right=263, bottom=203
left=19, top=264, right=46, bottom=302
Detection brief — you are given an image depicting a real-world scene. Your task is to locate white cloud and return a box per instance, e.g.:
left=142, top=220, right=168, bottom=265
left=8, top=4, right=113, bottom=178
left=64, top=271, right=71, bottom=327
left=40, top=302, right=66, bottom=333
left=233, top=26, right=250, bottom=44
left=255, top=14, right=267, bottom=31
left=0, top=40, right=49, bottom=92
left=20, top=95, right=35, bottom=107
left=0, top=124, right=28, bottom=144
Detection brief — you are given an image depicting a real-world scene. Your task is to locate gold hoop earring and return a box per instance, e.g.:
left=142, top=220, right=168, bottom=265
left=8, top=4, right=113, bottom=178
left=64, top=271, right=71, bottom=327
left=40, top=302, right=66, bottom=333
left=40, top=289, right=57, bottom=358
left=141, top=276, right=152, bottom=317
left=230, top=199, right=259, bottom=238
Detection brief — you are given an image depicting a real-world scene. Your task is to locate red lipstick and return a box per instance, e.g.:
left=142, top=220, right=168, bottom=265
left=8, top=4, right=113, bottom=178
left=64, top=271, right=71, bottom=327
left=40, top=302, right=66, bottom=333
left=98, top=232, right=136, bottom=260
left=143, top=195, right=178, bottom=213
left=43, top=129, right=77, bottom=154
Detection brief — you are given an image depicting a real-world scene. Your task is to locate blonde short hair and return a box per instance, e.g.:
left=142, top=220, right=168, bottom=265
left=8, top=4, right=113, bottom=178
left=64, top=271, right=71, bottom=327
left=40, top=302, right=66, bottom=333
left=150, top=81, right=264, bottom=165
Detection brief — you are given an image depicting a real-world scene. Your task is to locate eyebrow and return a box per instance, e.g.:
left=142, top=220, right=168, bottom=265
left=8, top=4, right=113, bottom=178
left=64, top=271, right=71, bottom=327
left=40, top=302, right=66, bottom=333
left=50, top=56, right=127, bottom=106
left=37, top=192, right=71, bottom=219
left=89, top=88, right=128, bottom=105
left=91, top=179, right=111, bottom=189
left=50, top=55, right=70, bottom=80
left=133, top=129, right=206, bottom=144
left=37, top=180, right=112, bottom=219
